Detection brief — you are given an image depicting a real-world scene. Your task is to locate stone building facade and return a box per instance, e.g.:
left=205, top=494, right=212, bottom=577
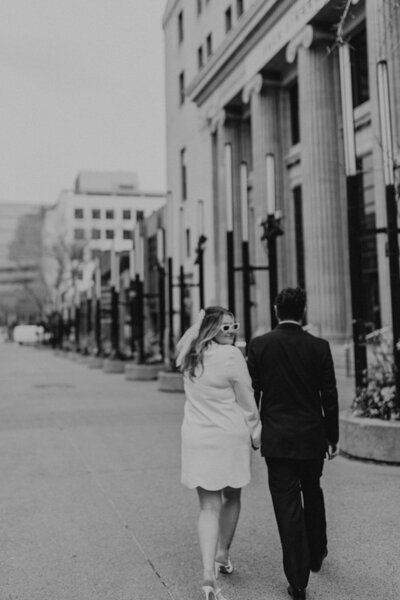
left=163, top=0, right=400, bottom=344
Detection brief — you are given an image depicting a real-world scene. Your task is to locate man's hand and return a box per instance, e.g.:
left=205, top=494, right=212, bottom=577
left=327, top=442, right=339, bottom=460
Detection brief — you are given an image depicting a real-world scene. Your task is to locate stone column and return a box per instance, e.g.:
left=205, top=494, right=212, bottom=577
left=209, top=109, right=242, bottom=311
left=209, top=110, right=228, bottom=308
left=243, top=74, right=282, bottom=332
left=287, top=26, right=349, bottom=341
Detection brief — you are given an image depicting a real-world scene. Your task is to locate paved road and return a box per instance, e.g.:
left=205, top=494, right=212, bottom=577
left=0, top=343, right=399, bottom=600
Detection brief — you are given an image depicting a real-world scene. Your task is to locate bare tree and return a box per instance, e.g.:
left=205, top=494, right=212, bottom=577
left=7, top=208, right=51, bottom=321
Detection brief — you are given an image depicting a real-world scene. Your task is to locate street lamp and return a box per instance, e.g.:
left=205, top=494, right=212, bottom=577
left=156, top=227, right=166, bottom=361
left=339, top=41, right=367, bottom=388
left=377, top=59, right=400, bottom=406
left=128, top=245, right=136, bottom=358
left=194, top=199, right=207, bottom=309
left=94, top=257, right=102, bottom=356
left=133, top=225, right=145, bottom=364
left=110, top=245, right=123, bottom=359
left=261, top=153, right=283, bottom=329
left=179, top=206, right=186, bottom=337
left=86, top=283, right=93, bottom=351
left=225, top=143, right=235, bottom=313
left=74, top=286, right=81, bottom=352
left=240, top=161, right=252, bottom=345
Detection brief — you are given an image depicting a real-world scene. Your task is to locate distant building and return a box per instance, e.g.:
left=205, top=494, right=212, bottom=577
left=163, top=0, right=400, bottom=343
left=42, top=171, right=167, bottom=311
left=45, top=171, right=166, bottom=255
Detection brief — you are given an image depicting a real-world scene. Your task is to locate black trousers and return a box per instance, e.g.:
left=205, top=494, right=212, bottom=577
left=265, top=457, right=327, bottom=590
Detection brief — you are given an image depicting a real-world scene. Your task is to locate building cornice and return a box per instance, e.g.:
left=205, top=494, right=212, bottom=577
left=186, top=0, right=331, bottom=107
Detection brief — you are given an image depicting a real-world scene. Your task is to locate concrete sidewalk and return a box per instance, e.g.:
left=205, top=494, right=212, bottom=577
left=0, top=343, right=398, bottom=600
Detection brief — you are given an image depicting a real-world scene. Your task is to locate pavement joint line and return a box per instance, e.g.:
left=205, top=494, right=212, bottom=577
left=51, top=412, right=178, bottom=600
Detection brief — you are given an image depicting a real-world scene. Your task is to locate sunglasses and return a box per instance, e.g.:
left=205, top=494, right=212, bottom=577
left=220, top=322, right=240, bottom=333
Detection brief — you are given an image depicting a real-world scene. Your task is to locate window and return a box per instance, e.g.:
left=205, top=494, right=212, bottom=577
left=180, top=148, right=187, bottom=201
left=179, top=71, right=185, bottom=105
left=206, top=33, right=213, bottom=57
left=198, top=45, right=204, bottom=69
left=105, top=209, right=114, bottom=219
left=137, top=210, right=144, bottom=221
left=74, top=228, right=85, bottom=240
left=92, top=209, right=101, bottom=219
left=236, top=0, right=243, bottom=17
left=186, top=228, right=191, bottom=258
left=122, top=209, right=131, bottom=220
left=350, top=27, right=369, bottom=107
left=225, top=6, right=232, bottom=33
left=178, top=10, right=184, bottom=43
left=74, top=208, right=84, bottom=219
left=105, top=230, right=114, bottom=239
left=123, top=230, right=132, bottom=240
left=197, top=0, right=202, bottom=15
left=91, top=229, right=101, bottom=239
left=288, top=81, right=300, bottom=145
left=293, top=186, right=305, bottom=291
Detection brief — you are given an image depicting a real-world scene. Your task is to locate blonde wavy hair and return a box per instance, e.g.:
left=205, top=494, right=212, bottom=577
left=179, top=306, right=234, bottom=379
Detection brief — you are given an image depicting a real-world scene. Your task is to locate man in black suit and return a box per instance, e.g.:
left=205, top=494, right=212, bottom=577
left=247, top=287, right=339, bottom=600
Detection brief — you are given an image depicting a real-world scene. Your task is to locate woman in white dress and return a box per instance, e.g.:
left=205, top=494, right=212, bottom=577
left=176, top=306, right=261, bottom=600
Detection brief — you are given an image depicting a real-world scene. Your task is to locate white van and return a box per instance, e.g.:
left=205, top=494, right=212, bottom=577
left=13, top=325, right=44, bottom=345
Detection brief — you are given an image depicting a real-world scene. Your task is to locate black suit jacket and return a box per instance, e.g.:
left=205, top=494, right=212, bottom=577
left=247, top=323, right=339, bottom=460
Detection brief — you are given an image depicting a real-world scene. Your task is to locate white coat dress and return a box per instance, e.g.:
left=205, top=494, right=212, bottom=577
left=181, top=342, right=261, bottom=490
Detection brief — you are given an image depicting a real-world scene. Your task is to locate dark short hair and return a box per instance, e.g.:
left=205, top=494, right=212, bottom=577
left=275, top=287, right=306, bottom=321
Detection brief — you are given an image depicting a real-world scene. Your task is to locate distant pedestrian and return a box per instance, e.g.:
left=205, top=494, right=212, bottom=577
left=247, top=287, right=339, bottom=600
left=177, top=306, right=261, bottom=600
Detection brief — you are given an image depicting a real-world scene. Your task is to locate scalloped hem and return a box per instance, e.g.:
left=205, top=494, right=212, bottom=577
left=181, top=478, right=251, bottom=490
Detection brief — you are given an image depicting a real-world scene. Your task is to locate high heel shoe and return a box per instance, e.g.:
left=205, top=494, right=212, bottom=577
left=215, top=558, right=234, bottom=574
left=201, top=585, right=229, bottom=600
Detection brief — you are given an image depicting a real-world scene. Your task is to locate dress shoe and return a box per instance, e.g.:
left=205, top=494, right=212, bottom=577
left=287, top=585, right=306, bottom=599
left=310, top=547, right=328, bottom=572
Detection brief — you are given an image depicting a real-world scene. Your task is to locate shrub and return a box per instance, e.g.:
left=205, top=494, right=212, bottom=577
left=352, top=329, right=400, bottom=421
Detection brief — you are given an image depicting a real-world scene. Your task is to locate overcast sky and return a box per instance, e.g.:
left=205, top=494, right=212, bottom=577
left=0, top=0, right=167, bottom=206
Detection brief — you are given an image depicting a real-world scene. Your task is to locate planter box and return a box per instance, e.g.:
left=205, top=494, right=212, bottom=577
left=340, top=409, right=400, bottom=464
left=125, top=363, right=164, bottom=381
left=157, top=370, right=184, bottom=393
left=77, top=354, right=90, bottom=364
left=102, top=358, right=125, bottom=374
left=87, top=356, right=103, bottom=369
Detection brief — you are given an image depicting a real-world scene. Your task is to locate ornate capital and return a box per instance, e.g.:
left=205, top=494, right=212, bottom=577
left=286, top=25, right=314, bottom=63
left=242, top=73, right=264, bottom=104
left=205, top=107, right=226, bottom=133
left=285, top=25, right=335, bottom=64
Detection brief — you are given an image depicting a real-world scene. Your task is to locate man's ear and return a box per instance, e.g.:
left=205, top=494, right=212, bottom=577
left=274, top=305, right=278, bottom=318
